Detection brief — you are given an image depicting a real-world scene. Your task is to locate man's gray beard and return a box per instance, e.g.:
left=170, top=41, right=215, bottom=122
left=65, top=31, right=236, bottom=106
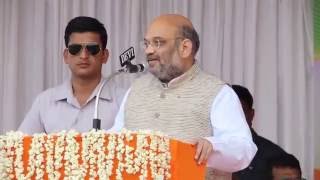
left=152, top=64, right=184, bottom=84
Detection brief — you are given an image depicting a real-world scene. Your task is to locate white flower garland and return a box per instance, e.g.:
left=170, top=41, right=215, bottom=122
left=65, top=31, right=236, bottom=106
left=44, top=133, right=56, bottom=180
left=53, top=131, right=66, bottom=179
left=0, top=131, right=24, bottom=180
left=0, top=129, right=171, bottom=179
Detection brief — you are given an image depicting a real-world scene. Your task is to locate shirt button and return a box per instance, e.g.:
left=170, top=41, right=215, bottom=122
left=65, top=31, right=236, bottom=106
left=154, top=113, right=160, bottom=118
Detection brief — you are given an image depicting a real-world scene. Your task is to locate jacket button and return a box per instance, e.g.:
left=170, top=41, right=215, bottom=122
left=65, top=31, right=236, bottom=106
left=154, top=113, right=160, bottom=118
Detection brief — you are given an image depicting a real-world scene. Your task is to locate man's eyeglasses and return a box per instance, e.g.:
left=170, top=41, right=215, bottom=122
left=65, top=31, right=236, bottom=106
left=140, top=37, right=184, bottom=50
left=67, top=43, right=102, bottom=56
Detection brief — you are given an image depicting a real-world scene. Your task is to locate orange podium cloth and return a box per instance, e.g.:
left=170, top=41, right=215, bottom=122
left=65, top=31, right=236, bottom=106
left=315, top=168, right=320, bottom=180
left=5, top=133, right=205, bottom=180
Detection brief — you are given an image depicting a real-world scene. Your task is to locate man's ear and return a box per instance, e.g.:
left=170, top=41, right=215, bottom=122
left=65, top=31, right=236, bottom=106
left=179, top=39, right=193, bottom=58
left=101, top=49, right=109, bottom=64
left=63, top=49, right=69, bottom=64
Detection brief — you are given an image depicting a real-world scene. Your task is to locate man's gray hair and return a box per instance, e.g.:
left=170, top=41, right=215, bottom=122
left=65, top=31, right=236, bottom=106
left=180, top=25, right=200, bottom=55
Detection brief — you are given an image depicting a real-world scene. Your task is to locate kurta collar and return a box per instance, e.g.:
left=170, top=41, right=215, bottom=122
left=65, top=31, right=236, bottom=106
left=159, top=63, right=200, bottom=89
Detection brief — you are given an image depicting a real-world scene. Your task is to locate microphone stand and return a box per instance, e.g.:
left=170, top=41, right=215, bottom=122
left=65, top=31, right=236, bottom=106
left=93, top=71, right=122, bottom=131
left=93, top=63, right=145, bottom=130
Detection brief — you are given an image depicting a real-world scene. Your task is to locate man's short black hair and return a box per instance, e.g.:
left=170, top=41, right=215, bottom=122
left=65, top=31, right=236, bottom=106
left=231, top=84, right=253, bottom=109
left=267, top=153, right=302, bottom=179
left=64, top=16, right=108, bottom=49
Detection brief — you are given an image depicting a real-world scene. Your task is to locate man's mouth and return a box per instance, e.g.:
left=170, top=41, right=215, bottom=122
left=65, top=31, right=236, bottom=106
left=147, top=57, right=159, bottom=62
left=77, top=63, right=90, bottom=67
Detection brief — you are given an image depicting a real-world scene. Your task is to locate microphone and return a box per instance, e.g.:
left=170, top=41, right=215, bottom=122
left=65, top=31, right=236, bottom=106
left=119, top=63, right=145, bottom=73
left=118, top=46, right=146, bottom=73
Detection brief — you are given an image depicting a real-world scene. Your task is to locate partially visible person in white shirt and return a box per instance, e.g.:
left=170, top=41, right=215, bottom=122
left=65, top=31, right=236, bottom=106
left=19, top=16, right=125, bottom=134
left=108, top=14, right=257, bottom=179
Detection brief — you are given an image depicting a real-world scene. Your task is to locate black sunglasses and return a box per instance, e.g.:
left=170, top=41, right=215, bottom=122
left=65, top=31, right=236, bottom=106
left=67, top=43, right=102, bottom=55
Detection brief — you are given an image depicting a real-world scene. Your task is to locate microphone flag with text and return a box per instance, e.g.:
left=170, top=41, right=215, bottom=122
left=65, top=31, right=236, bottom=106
left=119, top=47, right=145, bottom=73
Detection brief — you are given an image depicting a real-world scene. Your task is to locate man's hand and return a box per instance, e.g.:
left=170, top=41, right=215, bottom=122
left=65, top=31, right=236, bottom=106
left=194, top=138, right=213, bottom=165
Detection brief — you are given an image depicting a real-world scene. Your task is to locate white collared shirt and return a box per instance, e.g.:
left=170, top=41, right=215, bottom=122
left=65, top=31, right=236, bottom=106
left=18, top=78, right=125, bottom=134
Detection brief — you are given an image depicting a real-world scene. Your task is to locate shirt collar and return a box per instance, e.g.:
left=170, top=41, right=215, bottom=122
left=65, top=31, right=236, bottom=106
left=53, top=77, right=113, bottom=102
left=91, top=78, right=113, bottom=101
left=53, top=80, right=73, bottom=101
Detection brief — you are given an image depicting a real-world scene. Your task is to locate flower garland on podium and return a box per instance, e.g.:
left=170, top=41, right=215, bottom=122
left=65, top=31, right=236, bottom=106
left=0, top=129, right=171, bottom=180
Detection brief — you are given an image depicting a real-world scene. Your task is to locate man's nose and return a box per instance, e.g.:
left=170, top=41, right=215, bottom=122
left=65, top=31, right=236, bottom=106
left=145, top=44, right=156, bottom=55
left=79, top=47, right=90, bottom=59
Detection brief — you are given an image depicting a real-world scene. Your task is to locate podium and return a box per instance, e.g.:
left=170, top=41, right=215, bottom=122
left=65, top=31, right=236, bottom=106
left=0, top=130, right=205, bottom=179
